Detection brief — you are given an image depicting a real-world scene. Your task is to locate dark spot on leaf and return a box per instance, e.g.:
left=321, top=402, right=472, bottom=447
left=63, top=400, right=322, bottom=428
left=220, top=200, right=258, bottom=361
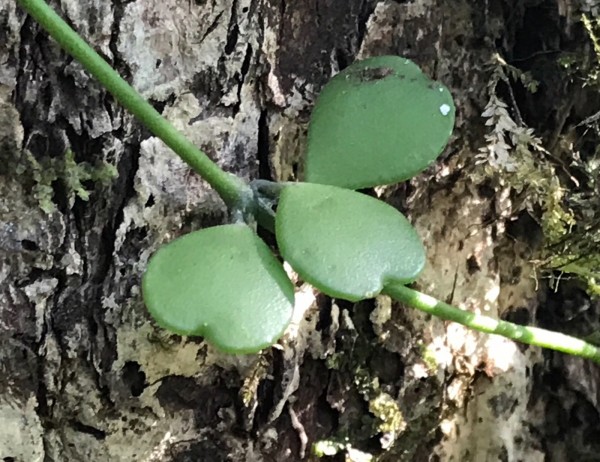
left=357, top=66, right=395, bottom=82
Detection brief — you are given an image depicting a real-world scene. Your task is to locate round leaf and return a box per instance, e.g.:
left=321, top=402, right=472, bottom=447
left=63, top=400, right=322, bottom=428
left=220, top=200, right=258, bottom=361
left=142, top=224, right=294, bottom=354
left=275, top=183, right=425, bottom=301
left=305, top=55, right=455, bottom=189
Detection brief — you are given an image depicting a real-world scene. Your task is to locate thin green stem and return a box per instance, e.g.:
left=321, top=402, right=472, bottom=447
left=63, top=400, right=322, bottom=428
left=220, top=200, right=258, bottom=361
left=17, top=0, right=251, bottom=208
left=384, top=283, right=600, bottom=364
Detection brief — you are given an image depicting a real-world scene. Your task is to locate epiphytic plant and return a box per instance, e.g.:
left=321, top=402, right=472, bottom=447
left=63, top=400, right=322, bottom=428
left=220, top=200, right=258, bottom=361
left=17, top=0, right=600, bottom=362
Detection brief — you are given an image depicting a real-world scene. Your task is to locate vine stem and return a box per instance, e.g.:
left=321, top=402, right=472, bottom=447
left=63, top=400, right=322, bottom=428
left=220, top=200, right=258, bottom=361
left=16, top=0, right=251, bottom=208
left=384, top=283, right=600, bottom=364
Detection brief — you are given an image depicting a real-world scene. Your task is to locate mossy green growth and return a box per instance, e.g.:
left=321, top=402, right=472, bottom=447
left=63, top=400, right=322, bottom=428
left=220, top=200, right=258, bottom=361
left=369, top=392, right=405, bottom=436
left=63, top=149, right=118, bottom=204
left=312, top=439, right=374, bottom=460
left=420, top=344, right=439, bottom=372
left=312, top=439, right=348, bottom=458
left=582, top=14, right=600, bottom=86
left=354, top=369, right=406, bottom=444
left=546, top=252, right=600, bottom=296
left=21, top=150, right=58, bottom=213
left=23, top=149, right=117, bottom=213
left=479, top=53, right=600, bottom=297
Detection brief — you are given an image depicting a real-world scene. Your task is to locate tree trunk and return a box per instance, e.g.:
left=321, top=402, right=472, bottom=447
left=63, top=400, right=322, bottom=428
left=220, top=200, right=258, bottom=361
left=1, top=0, right=600, bottom=461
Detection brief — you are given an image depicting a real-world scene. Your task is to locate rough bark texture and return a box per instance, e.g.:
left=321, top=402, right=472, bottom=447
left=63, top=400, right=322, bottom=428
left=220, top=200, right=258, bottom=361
left=1, top=0, right=600, bottom=461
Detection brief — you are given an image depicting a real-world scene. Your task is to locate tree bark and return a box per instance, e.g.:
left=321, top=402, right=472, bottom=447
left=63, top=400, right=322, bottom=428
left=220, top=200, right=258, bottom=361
left=1, top=0, right=600, bottom=461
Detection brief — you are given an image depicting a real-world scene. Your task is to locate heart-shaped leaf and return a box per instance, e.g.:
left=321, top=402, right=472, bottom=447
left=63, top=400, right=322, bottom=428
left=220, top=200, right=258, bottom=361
left=142, top=224, right=294, bottom=354
left=305, top=55, right=455, bottom=189
left=275, top=183, right=425, bottom=301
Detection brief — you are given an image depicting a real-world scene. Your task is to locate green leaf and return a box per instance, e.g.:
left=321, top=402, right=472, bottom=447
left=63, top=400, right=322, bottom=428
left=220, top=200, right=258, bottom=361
left=142, top=224, right=294, bottom=354
left=305, top=55, right=455, bottom=189
left=275, top=183, right=425, bottom=301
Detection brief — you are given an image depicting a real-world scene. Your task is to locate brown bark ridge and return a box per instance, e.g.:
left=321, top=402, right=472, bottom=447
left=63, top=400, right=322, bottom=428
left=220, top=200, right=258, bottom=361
left=1, top=0, right=600, bottom=460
